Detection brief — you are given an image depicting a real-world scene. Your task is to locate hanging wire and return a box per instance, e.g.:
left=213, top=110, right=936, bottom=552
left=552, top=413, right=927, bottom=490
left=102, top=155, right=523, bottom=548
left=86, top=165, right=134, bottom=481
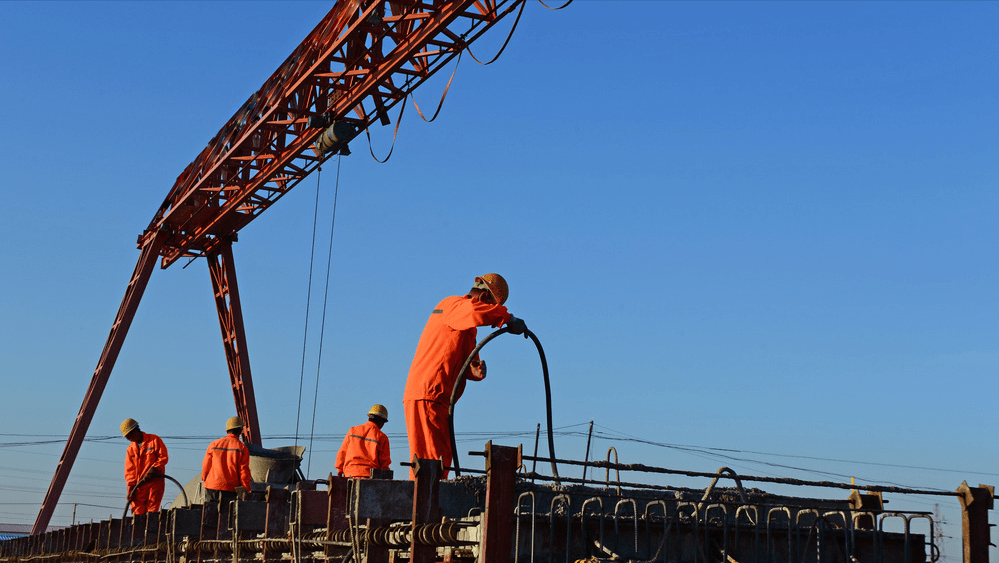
left=305, top=156, right=342, bottom=478
left=467, top=0, right=527, bottom=65
left=367, top=0, right=526, bottom=154
left=294, top=164, right=325, bottom=449
left=537, top=0, right=573, bottom=10
left=365, top=94, right=407, bottom=163
left=411, top=50, right=463, bottom=123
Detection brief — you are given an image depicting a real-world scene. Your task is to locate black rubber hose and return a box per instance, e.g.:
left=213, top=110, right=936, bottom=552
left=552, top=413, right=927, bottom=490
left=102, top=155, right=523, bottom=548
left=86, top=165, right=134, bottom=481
left=122, top=473, right=189, bottom=518
left=447, top=327, right=560, bottom=483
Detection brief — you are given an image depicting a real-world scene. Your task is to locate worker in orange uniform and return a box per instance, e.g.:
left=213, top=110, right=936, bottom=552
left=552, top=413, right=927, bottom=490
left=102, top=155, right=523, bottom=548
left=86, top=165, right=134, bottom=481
left=201, top=416, right=253, bottom=502
left=403, top=273, right=527, bottom=479
left=121, top=418, right=169, bottom=515
left=335, top=405, right=392, bottom=478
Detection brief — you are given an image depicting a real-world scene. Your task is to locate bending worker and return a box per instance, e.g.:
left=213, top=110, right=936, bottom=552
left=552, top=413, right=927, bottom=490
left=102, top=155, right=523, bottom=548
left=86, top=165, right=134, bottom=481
left=121, top=418, right=168, bottom=515
left=403, top=273, right=527, bottom=479
left=335, top=405, right=392, bottom=478
left=201, top=416, right=253, bottom=502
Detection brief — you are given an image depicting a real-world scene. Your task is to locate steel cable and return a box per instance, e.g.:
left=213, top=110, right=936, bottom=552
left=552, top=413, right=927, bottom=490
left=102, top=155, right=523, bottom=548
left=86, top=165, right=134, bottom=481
left=306, top=156, right=342, bottom=478
left=295, top=163, right=324, bottom=450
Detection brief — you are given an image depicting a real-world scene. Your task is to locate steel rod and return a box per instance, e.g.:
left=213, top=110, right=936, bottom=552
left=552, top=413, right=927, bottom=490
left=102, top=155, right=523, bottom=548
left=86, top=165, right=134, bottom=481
left=520, top=456, right=961, bottom=498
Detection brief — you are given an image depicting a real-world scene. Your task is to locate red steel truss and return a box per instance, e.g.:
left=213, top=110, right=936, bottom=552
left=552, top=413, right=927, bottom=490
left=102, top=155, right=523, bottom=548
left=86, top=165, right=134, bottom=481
left=149, top=0, right=525, bottom=268
left=207, top=239, right=261, bottom=447
left=35, top=0, right=526, bottom=535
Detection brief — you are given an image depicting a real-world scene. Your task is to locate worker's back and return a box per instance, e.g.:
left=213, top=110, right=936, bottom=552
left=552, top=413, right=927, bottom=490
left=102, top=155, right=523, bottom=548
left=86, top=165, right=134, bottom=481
left=336, top=421, right=391, bottom=478
left=202, top=434, right=251, bottom=491
left=404, top=295, right=508, bottom=403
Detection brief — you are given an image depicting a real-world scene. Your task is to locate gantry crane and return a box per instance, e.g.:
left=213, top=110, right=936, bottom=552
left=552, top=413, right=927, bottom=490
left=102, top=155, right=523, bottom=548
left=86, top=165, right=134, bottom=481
left=34, top=0, right=532, bottom=534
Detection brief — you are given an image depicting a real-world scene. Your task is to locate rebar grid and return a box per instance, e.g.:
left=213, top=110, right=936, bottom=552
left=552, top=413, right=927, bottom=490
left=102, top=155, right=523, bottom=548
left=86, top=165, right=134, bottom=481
left=5, top=445, right=986, bottom=563
left=510, top=488, right=934, bottom=563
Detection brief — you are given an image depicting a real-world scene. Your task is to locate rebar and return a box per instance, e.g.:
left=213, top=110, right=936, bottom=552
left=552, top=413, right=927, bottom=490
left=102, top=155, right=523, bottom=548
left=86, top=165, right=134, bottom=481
left=521, top=455, right=962, bottom=497
left=2, top=444, right=967, bottom=563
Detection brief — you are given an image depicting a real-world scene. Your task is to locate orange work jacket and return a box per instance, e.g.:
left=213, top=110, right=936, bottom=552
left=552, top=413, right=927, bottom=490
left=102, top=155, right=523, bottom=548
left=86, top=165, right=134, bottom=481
left=201, top=434, right=252, bottom=492
left=124, top=433, right=168, bottom=488
left=403, top=294, right=510, bottom=405
left=335, top=421, right=391, bottom=478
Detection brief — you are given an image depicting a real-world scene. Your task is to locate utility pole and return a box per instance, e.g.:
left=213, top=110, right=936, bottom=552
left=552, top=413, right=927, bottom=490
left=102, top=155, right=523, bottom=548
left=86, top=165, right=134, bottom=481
left=934, top=503, right=948, bottom=562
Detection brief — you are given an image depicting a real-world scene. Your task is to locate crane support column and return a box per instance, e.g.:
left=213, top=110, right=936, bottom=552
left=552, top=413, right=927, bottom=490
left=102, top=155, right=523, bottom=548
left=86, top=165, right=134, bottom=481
left=207, top=239, right=261, bottom=446
left=33, top=229, right=167, bottom=535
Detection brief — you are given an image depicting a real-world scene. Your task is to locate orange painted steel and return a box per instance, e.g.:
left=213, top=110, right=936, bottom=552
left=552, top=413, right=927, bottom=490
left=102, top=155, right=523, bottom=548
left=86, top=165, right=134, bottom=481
left=207, top=239, right=261, bottom=446
left=33, top=229, right=167, bottom=535
left=147, top=0, right=525, bottom=269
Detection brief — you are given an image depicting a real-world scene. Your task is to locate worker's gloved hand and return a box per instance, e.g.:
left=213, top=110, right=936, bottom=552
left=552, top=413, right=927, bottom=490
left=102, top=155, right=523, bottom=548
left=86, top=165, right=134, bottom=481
left=234, top=486, right=249, bottom=498
left=506, top=316, right=528, bottom=337
left=470, top=360, right=487, bottom=380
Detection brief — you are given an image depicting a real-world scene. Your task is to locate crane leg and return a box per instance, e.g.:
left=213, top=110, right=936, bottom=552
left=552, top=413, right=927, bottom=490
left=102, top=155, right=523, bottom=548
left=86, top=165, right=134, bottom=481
left=33, top=229, right=166, bottom=535
left=207, top=239, right=261, bottom=446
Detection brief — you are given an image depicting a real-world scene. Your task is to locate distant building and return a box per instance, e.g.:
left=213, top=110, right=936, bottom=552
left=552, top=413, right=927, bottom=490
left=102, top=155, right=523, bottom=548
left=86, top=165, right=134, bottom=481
left=0, top=524, right=33, bottom=541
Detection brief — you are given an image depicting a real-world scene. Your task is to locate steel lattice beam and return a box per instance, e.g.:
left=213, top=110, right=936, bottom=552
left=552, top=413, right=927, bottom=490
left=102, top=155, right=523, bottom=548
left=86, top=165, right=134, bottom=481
left=149, top=0, right=524, bottom=268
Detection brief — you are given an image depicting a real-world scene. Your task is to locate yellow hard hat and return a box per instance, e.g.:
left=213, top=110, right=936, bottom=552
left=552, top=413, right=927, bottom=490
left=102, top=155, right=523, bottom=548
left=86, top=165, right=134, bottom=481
left=474, top=273, right=509, bottom=305
left=367, top=404, right=388, bottom=421
left=226, top=416, right=244, bottom=432
left=120, top=418, right=139, bottom=437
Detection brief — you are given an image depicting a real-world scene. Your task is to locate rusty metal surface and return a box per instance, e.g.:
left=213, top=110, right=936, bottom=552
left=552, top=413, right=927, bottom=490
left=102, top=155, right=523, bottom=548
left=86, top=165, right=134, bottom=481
left=522, top=454, right=966, bottom=498
left=482, top=443, right=518, bottom=563
left=411, top=457, right=443, bottom=563
left=6, top=443, right=991, bottom=563
left=958, top=481, right=996, bottom=563
left=354, top=479, right=415, bottom=521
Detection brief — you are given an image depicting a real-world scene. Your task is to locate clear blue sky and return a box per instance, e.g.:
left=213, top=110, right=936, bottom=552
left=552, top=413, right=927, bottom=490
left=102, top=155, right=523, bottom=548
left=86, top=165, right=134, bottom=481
left=0, top=1, right=995, bottom=557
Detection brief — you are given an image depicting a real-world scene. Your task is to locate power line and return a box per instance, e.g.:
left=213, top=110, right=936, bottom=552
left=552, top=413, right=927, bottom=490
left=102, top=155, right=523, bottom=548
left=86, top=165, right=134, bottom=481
left=3, top=427, right=992, bottom=484
left=586, top=424, right=999, bottom=478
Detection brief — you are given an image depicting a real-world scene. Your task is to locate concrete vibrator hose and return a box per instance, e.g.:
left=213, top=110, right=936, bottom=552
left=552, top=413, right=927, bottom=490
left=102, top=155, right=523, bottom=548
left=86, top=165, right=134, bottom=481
left=447, top=327, right=560, bottom=483
left=122, top=473, right=189, bottom=518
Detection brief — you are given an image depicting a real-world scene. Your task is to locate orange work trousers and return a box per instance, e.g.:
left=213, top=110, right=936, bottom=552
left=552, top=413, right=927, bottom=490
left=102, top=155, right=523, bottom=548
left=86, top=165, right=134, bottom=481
left=129, top=479, right=165, bottom=515
left=404, top=399, right=451, bottom=480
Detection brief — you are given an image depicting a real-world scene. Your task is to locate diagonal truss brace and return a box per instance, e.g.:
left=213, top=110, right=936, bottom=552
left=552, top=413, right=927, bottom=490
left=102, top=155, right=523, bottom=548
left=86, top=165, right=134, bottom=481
left=32, top=229, right=167, bottom=535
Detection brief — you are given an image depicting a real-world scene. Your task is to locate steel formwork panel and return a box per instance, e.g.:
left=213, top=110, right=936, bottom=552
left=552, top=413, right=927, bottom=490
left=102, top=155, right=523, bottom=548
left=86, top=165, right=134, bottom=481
left=8, top=447, right=974, bottom=563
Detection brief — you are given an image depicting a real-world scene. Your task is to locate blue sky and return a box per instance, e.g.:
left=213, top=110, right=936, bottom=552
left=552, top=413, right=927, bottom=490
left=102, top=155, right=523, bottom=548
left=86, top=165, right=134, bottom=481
left=0, top=0, right=995, bottom=556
